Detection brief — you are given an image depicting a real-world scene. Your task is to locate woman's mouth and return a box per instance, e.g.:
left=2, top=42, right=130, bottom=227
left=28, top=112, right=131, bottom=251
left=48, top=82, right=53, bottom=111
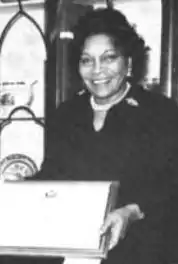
left=92, top=79, right=110, bottom=85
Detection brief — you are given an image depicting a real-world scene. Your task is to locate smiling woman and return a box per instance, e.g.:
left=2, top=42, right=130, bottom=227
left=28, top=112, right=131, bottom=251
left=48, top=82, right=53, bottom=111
left=30, top=7, right=178, bottom=264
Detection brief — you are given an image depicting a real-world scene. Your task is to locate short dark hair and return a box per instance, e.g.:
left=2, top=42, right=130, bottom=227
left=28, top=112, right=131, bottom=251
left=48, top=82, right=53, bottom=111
left=68, top=8, right=150, bottom=86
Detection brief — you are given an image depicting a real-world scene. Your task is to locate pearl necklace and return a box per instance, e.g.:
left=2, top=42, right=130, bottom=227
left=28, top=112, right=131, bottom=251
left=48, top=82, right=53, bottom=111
left=90, top=82, right=131, bottom=112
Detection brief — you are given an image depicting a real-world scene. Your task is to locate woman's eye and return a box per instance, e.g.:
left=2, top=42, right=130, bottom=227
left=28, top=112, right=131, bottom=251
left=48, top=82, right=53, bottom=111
left=80, top=57, right=93, bottom=66
left=102, top=54, right=118, bottom=63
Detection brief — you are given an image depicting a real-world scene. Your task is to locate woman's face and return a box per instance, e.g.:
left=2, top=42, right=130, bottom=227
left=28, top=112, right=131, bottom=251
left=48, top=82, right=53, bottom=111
left=79, top=34, right=129, bottom=104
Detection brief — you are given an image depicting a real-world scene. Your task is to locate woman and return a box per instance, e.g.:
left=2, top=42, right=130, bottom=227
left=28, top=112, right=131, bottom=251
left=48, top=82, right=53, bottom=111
left=35, top=8, right=178, bottom=264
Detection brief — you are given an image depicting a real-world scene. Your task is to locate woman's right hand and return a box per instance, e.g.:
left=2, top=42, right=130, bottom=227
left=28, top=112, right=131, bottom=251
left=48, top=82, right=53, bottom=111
left=100, top=204, right=145, bottom=250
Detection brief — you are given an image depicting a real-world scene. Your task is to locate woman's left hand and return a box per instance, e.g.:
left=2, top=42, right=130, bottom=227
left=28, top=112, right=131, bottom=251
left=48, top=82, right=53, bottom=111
left=100, top=204, right=144, bottom=250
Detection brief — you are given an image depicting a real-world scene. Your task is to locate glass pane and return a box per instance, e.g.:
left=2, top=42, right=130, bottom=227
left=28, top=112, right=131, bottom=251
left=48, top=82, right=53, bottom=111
left=0, top=6, right=19, bottom=35
left=114, top=0, right=161, bottom=86
left=0, top=15, right=46, bottom=119
left=24, top=4, right=45, bottom=33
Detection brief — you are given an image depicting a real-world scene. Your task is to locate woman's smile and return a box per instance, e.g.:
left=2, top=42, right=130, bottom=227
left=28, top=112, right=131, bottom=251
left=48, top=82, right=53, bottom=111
left=92, top=79, right=110, bottom=84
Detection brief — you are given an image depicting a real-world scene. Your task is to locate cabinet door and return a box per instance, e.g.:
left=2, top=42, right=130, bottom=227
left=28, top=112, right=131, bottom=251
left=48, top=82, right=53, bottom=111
left=0, top=1, right=46, bottom=179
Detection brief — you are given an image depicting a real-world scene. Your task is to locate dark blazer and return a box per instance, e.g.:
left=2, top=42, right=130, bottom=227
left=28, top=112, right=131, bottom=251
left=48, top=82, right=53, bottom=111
left=36, top=85, right=178, bottom=264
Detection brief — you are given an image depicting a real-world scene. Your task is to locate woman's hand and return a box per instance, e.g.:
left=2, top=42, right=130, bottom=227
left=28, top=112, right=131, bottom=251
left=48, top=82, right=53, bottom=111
left=100, top=204, right=145, bottom=250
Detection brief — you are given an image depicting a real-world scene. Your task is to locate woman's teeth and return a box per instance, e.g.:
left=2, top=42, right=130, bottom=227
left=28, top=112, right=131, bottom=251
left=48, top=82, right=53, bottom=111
left=93, top=79, right=109, bottom=84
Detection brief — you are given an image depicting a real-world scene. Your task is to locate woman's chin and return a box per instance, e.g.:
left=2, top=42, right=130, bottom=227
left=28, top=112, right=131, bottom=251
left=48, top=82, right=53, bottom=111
left=93, top=95, right=113, bottom=105
left=92, top=91, right=118, bottom=103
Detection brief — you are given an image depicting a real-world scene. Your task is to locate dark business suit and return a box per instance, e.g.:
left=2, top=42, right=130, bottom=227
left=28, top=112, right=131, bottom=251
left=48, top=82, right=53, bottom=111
left=35, top=85, right=178, bottom=264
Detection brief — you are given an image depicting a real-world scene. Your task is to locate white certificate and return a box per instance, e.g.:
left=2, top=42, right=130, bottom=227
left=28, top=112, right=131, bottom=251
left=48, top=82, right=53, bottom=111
left=0, top=181, right=119, bottom=259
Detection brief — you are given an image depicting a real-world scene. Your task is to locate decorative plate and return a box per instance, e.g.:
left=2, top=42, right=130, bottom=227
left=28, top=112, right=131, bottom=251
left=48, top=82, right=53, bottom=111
left=0, top=154, right=38, bottom=181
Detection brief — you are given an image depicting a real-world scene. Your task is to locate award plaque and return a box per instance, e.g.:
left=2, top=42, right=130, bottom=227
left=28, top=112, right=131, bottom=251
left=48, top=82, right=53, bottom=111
left=0, top=181, right=119, bottom=259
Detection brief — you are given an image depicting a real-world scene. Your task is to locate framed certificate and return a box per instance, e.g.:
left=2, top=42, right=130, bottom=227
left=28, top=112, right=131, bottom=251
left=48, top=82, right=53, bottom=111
left=0, top=181, right=119, bottom=259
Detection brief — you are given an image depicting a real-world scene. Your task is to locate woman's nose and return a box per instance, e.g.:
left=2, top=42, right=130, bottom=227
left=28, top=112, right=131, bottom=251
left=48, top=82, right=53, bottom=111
left=92, top=60, right=102, bottom=74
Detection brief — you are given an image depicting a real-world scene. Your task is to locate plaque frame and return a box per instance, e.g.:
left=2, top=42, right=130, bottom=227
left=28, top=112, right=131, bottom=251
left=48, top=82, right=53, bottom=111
left=0, top=181, right=119, bottom=259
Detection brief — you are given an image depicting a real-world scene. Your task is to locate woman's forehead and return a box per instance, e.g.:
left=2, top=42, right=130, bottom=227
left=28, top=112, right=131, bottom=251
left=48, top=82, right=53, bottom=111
left=82, top=34, right=117, bottom=54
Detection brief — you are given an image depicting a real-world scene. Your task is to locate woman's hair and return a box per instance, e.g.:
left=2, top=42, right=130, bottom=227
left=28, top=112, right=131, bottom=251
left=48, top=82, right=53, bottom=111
left=68, top=8, right=150, bottom=87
